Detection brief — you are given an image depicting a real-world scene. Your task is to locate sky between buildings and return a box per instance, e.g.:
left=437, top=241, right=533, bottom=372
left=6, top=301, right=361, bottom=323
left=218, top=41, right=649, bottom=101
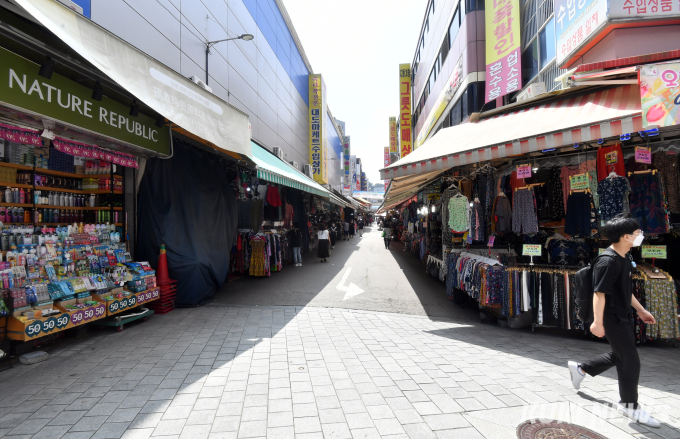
left=284, top=0, right=429, bottom=185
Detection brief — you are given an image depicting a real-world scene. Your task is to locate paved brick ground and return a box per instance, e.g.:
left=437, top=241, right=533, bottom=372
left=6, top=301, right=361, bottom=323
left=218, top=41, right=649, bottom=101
left=0, top=305, right=679, bottom=439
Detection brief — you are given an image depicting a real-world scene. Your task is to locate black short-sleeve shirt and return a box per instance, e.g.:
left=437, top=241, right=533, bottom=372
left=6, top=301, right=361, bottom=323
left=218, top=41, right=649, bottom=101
left=592, top=250, right=633, bottom=316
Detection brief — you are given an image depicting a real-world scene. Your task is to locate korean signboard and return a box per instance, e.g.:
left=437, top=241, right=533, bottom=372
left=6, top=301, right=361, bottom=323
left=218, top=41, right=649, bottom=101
left=361, top=172, right=368, bottom=191
left=416, top=57, right=464, bottom=147
left=389, top=117, right=398, bottom=154
left=640, top=62, right=680, bottom=128
left=350, top=155, right=357, bottom=195
left=384, top=146, right=390, bottom=191
left=308, top=74, right=328, bottom=184
left=484, top=0, right=522, bottom=103
left=642, top=245, right=667, bottom=259
left=343, top=136, right=351, bottom=196
left=399, top=64, right=413, bottom=157
left=356, top=163, right=362, bottom=191
left=609, top=0, right=680, bottom=18
left=555, top=0, right=607, bottom=65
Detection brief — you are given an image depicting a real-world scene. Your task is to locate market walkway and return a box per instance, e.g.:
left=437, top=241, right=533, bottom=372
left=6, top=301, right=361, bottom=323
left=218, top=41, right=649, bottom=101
left=0, top=229, right=679, bottom=439
left=213, top=227, right=469, bottom=319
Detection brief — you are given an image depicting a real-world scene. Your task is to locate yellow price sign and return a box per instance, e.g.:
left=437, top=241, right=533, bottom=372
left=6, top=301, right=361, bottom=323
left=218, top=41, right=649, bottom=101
left=522, top=244, right=542, bottom=257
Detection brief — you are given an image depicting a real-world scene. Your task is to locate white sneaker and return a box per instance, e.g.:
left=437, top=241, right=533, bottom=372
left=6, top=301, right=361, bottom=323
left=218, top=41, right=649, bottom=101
left=298, top=263, right=302, bottom=267
left=617, top=405, right=661, bottom=428
left=568, top=361, right=585, bottom=390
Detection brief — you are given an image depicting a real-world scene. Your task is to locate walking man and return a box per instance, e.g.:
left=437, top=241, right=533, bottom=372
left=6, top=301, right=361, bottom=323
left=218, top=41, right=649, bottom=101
left=358, top=218, right=364, bottom=237
left=568, top=214, right=659, bottom=428
left=383, top=225, right=391, bottom=249
left=343, top=220, right=350, bottom=241
left=288, top=222, right=302, bottom=267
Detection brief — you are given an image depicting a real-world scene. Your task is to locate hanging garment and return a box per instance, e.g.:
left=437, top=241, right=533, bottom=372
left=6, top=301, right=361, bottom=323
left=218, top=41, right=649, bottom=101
left=284, top=203, right=294, bottom=229
left=629, top=173, right=670, bottom=235
left=653, top=152, right=680, bottom=213
left=550, top=166, right=565, bottom=219
left=460, top=180, right=473, bottom=200
left=597, top=176, right=630, bottom=221
left=597, top=144, right=626, bottom=181
left=469, top=202, right=485, bottom=241
left=644, top=278, right=679, bottom=341
left=493, top=195, right=513, bottom=232
left=266, top=184, right=282, bottom=207
left=237, top=200, right=251, bottom=229
left=512, top=189, right=539, bottom=234
left=565, top=192, right=593, bottom=237
left=441, top=188, right=459, bottom=245
left=560, top=165, right=582, bottom=209
left=448, top=195, right=470, bottom=232
left=251, top=199, right=264, bottom=232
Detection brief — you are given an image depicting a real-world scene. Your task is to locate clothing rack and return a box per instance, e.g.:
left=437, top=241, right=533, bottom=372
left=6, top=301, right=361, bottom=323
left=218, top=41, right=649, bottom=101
left=505, top=263, right=582, bottom=274
left=627, top=169, right=658, bottom=176
left=427, top=255, right=444, bottom=268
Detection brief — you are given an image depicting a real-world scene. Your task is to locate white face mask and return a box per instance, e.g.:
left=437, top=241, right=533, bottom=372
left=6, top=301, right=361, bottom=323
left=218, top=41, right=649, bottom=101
left=631, top=233, right=644, bottom=247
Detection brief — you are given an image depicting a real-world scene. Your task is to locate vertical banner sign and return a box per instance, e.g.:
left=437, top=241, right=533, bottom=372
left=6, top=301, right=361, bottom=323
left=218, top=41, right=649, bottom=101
left=389, top=117, right=398, bottom=154
left=485, top=0, right=522, bottom=103
left=555, top=0, right=607, bottom=66
left=356, top=163, right=362, bottom=191
left=308, top=74, right=328, bottom=184
left=640, top=63, right=680, bottom=128
left=399, top=64, right=412, bottom=157
left=350, top=155, right=357, bottom=196
left=384, top=147, right=390, bottom=191
left=343, top=136, right=351, bottom=196
left=361, top=172, right=367, bottom=191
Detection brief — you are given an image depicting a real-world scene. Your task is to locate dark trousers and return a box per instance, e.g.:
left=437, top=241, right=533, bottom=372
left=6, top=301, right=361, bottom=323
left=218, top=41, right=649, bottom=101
left=384, top=238, right=391, bottom=248
left=564, top=192, right=591, bottom=237
left=581, top=312, right=640, bottom=404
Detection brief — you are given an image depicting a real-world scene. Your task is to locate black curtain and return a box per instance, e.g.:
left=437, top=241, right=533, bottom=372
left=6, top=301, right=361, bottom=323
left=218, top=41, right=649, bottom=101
left=136, top=138, right=238, bottom=307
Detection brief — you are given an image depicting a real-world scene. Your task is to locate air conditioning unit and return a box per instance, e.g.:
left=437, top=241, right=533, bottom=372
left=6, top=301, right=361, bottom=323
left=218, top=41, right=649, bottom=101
left=272, top=146, right=284, bottom=159
left=57, top=0, right=83, bottom=14
left=189, top=75, right=212, bottom=93
left=289, top=160, right=300, bottom=170
left=303, top=164, right=313, bottom=178
left=516, top=82, right=546, bottom=103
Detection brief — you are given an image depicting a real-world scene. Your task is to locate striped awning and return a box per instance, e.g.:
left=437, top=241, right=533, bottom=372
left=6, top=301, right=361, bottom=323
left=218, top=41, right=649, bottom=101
left=251, top=142, right=330, bottom=198
left=380, top=85, right=643, bottom=180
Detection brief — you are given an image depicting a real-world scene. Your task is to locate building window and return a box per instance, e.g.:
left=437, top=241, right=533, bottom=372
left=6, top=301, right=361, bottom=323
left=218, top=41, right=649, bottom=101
left=539, top=18, right=555, bottom=69
left=449, top=4, right=461, bottom=49
left=521, top=39, right=539, bottom=85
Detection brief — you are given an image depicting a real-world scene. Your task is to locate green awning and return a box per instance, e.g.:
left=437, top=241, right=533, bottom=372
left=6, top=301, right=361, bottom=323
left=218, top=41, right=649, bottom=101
left=252, top=142, right=330, bottom=198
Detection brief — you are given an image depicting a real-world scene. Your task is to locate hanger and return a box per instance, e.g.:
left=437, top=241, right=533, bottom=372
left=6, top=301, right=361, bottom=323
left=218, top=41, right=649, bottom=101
left=607, top=171, right=618, bottom=179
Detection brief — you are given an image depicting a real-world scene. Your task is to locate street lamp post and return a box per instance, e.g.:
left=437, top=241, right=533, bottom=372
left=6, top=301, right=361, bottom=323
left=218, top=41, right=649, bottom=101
left=205, top=34, right=254, bottom=85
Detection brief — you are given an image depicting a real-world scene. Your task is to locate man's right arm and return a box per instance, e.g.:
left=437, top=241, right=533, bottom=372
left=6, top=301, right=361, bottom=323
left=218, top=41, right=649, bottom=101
left=590, top=292, right=606, bottom=337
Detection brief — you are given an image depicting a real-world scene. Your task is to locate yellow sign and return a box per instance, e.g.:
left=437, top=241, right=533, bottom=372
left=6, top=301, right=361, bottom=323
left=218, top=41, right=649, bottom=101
left=522, top=244, right=542, bottom=257
left=484, top=0, right=522, bottom=102
left=389, top=117, right=398, bottom=154
left=399, top=64, right=412, bottom=157
left=308, top=74, right=327, bottom=184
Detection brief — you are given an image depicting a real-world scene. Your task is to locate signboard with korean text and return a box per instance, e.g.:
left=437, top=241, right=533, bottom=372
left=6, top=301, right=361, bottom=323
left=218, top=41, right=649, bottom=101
left=384, top=146, right=390, bottom=192
left=308, top=74, right=328, bottom=184
left=640, top=63, right=680, bottom=128
left=642, top=245, right=667, bottom=259
left=609, top=0, right=680, bottom=18
left=356, top=163, right=362, bottom=191
left=570, top=174, right=589, bottom=190
left=350, top=155, right=357, bottom=196
left=555, top=0, right=607, bottom=66
left=399, top=64, right=413, bottom=156
left=415, top=57, right=464, bottom=147
left=389, top=117, right=398, bottom=154
left=484, top=0, right=522, bottom=103
left=522, top=244, right=542, bottom=256
left=516, top=164, right=532, bottom=179
left=635, top=146, right=652, bottom=164
left=343, top=136, right=351, bottom=196
left=361, top=172, right=368, bottom=191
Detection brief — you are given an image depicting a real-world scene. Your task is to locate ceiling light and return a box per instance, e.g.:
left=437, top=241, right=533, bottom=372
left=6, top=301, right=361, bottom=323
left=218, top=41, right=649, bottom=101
left=38, top=56, right=54, bottom=79
left=129, top=100, right=139, bottom=117
left=92, top=81, right=103, bottom=101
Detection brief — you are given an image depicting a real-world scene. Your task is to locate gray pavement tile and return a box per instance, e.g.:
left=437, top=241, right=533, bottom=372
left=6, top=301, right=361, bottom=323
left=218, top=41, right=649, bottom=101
left=49, top=410, right=88, bottom=426
left=211, top=416, right=241, bottom=433
left=151, top=419, right=187, bottom=436
left=411, top=402, right=442, bottom=416
left=61, top=432, right=96, bottom=439
left=31, top=424, right=72, bottom=439
left=91, top=422, right=130, bottom=439
left=265, top=426, right=294, bottom=439
left=373, top=418, right=406, bottom=436
left=241, top=406, right=267, bottom=422
left=236, top=420, right=266, bottom=438
left=349, top=427, right=381, bottom=439
left=8, top=417, right=51, bottom=435
left=293, top=416, right=322, bottom=434
left=393, top=408, right=424, bottom=425
left=422, top=413, right=471, bottom=430
left=434, top=427, right=485, bottom=438
left=70, top=415, right=109, bottom=432
left=366, top=404, right=395, bottom=420
left=318, top=408, right=345, bottom=424
left=321, top=422, right=352, bottom=439
left=179, top=424, right=211, bottom=439
left=267, top=411, right=293, bottom=428
left=402, top=422, right=437, bottom=439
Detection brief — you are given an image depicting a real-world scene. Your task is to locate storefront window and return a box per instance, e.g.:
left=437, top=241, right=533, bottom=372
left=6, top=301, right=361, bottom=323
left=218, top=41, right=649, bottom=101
left=522, top=40, right=539, bottom=85
left=539, top=18, right=556, bottom=70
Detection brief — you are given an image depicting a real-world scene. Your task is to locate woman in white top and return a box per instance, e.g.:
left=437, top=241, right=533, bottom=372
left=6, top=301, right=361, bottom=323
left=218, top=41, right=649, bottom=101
left=317, top=224, right=331, bottom=263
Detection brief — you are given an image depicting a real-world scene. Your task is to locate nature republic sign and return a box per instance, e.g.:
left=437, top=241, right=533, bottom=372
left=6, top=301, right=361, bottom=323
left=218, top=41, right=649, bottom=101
left=0, top=46, right=169, bottom=155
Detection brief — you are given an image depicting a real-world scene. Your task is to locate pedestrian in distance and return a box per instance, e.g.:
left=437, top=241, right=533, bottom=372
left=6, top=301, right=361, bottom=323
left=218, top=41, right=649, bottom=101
left=343, top=220, right=350, bottom=241
left=349, top=220, right=356, bottom=239
left=358, top=218, right=364, bottom=237
left=330, top=222, right=338, bottom=249
left=568, top=213, right=660, bottom=428
left=383, top=225, right=391, bottom=249
left=288, top=222, right=302, bottom=267
left=317, top=224, right=330, bottom=263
